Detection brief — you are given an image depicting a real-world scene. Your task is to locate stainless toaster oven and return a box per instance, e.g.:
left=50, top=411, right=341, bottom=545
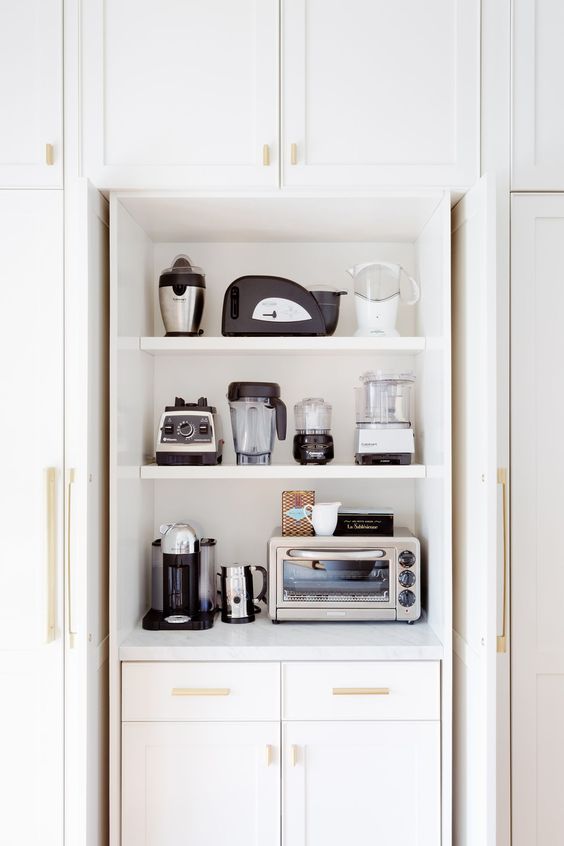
left=267, top=531, right=420, bottom=623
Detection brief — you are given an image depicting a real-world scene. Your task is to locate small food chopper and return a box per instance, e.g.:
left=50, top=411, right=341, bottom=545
left=347, top=261, right=420, bottom=337
left=227, top=381, right=287, bottom=465
left=354, top=371, right=415, bottom=465
left=293, top=397, right=334, bottom=465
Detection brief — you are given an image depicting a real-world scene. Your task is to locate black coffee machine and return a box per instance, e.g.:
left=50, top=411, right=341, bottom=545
left=142, top=523, right=216, bottom=630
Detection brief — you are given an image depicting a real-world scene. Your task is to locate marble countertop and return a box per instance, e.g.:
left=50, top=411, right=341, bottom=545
left=119, top=615, right=444, bottom=661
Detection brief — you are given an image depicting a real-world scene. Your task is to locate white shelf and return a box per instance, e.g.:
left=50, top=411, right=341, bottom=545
left=139, top=336, right=426, bottom=356
left=140, top=463, right=426, bottom=480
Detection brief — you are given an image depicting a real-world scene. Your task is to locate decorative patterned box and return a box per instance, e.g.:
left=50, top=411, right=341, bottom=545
left=282, top=490, right=315, bottom=536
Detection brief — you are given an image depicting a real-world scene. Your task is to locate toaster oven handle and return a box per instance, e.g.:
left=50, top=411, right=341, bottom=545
left=287, top=548, right=386, bottom=560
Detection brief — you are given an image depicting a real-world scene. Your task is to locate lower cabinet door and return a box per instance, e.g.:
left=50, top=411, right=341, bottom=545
left=283, top=721, right=440, bottom=846
left=122, top=721, right=280, bottom=846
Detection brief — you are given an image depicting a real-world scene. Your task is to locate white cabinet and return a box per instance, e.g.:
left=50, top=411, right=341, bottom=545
left=0, top=190, right=64, bottom=844
left=122, top=721, right=281, bottom=846
left=512, top=0, right=564, bottom=189
left=451, top=175, right=499, bottom=846
left=81, top=1, right=478, bottom=190
left=0, top=0, right=62, bottom=186
left=511, top=194, right=564, bottom=846
left=64, top=179, right=110, bottom=846
left=283, top=721, right=440, bottom=846
left=82, top=0, right=279, bottom=189
left=280, top=0, right=479, bottom=188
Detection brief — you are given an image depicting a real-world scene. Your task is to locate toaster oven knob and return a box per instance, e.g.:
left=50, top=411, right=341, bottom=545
left=178, top=422, right=194, bottom=438
left=398, top=550, right=416, bottom=568
left=398, top=589, right=416, bottom=608
left=398, top=570, right=416, bottom=588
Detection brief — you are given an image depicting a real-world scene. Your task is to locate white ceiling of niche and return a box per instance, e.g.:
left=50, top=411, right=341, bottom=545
left=117, top=194, right=444, bottom=243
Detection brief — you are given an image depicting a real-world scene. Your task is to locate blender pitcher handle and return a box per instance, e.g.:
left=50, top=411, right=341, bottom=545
left=271, top=397, right=287, bottom=440
left=403, top=273, right=420, bottom=306
left=252, top=566, right=268, bottom=604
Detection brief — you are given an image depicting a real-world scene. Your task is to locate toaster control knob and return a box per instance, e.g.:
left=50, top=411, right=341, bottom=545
left=398, top=570, right=416, bottom=588
left=178, top=422, right=194, bottom=438
left=398, top=550, right=416, bottom=568
left=398, top=589, right=416, bottom=608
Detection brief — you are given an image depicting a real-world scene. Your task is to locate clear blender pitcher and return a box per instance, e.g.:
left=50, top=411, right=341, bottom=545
left=227, top=382, right=287, bottom=465
left=347, top=261, right=420, bottom=337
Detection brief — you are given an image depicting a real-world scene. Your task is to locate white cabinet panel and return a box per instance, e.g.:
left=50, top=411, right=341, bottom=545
left=451, top=176, right=498, bottom=846
left=0, top=0, right=62, bottom=186
left=64, top=180, right=110, bottom=846
left=283, top=721, right=440, bottom=846
left=122, top=721, right=280, bottom=846
left=282, top=0, right=479, bottom=188
left=83, top=0, right=279, bottom=189
left=0, top=191, right=63, bottom=844
left=512, top=0, right=564, bottom=189
left=511, top=194, right=564, bottom=846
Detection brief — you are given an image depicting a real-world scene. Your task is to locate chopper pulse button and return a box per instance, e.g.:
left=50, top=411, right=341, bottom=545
left=198, top=423, right=209, bottom=434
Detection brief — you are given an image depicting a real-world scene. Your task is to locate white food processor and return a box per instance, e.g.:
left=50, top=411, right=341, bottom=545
left=354, top=371, right=415, bottom=465
left=347, top=261, right=420, bottom=337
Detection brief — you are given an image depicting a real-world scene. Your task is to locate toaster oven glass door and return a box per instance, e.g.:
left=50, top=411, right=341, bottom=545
left=279, top=548, right=395, bottom=608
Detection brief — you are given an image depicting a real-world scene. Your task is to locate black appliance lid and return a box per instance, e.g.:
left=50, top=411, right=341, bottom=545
left=165, top=396, right=216, bottom=413
left=227, top=381, right=281, bottom=401
left=159, top=255, right=205, bottom=289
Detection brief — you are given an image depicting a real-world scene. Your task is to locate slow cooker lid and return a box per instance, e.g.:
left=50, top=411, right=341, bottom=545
left=159, top=254, right=206, bottom=288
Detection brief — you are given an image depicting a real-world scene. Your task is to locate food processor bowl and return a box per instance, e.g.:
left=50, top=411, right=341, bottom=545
left=294, top=397, right=332, bottom=433
left=355, top=371, right=415, bottom=426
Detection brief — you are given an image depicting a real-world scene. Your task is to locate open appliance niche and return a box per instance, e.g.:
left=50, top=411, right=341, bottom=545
left=111, top=190, right=451, bottom=643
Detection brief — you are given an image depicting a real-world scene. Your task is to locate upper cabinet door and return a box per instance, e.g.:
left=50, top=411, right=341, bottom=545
left=281, top=0, right=479, bottom=189
left=0, top=0, right=62, bottom=187
left=83, top=0, right=279, bottom=189
left=512, top=0, right=564, bottom=189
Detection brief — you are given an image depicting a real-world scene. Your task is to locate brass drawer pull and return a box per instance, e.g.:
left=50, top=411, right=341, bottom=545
left=332, top=687, right=390, bottom=696
left=262, top=144, right=271, bottom=166
left=171, top=687, right=231, bottom=697
left=45, top=143, right=55, bottom=165
left=290, top=744, right=299, bottom=767
left=265, top=744, right=272, bottom=766
left=290, top=143, right=298, bottom=165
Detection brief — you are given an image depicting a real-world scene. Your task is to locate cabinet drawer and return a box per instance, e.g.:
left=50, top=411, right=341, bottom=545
left=122, top=662, right=280, bottom=722
left=282, top=661, right=439, bottom=721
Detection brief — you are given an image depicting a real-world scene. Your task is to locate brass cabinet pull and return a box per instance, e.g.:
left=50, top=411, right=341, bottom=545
left=332, top=687, right=390, bottom=696
left=262, top=144, right=271, bottom=166
left=290, top=143, right=298, bottom=165
left=171, top=688, right=231, bottom=697
left=45, top=143, right=54, bottom=166
left=290, top=745, right=299, bottom=767
left=65, top=468, right=77, bottom=648
left=265, top=744, right=272, bottom=766
left=45, top=468, right=57, bottom=643
left=497, top=467, right=509, bottom=653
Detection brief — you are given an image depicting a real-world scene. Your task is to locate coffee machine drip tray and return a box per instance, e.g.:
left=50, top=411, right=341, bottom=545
left=142, top=608, right=216, bottom=630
